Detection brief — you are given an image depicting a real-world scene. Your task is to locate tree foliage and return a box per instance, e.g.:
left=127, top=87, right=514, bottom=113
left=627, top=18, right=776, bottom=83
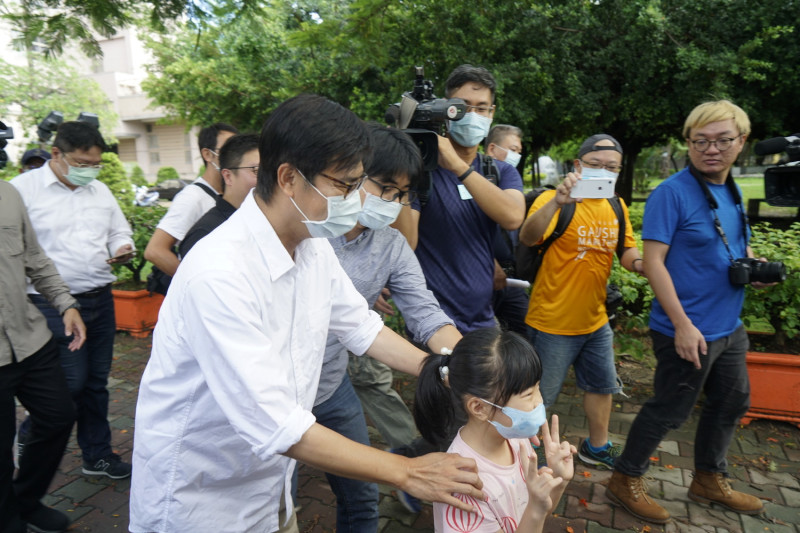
left=0, top=55, right=118, bottom=144
left=137, top=0, right=800, bottom=202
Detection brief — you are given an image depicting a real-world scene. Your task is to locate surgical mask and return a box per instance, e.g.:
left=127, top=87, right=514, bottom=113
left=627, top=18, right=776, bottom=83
left=481, top=398, right=546, bottom=440
left=448, top=112, right=492, bottom=148
left=358, top=191, right=403, bottom=229
left=494, top=144, right=521, bottom=168
left=209, top=150, right=221, bottom=171
left=64, top=162, right=100, bottom=187
left=290, top=177, right=362, bottom=239
left=580, top=166, right=619, bottom=180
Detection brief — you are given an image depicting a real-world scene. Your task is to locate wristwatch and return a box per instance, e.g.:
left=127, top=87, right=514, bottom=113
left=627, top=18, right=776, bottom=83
left=62, top=302, right=82, bottom=315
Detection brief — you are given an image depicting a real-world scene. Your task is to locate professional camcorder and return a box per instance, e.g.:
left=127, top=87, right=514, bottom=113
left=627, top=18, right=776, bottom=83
left=0, top=121, right=13, bottom=169
left=385, top=66, right=467, bottom=170
left=729, top=257, right=786, bottom=286
left=754, top=134, right=800, bottom=207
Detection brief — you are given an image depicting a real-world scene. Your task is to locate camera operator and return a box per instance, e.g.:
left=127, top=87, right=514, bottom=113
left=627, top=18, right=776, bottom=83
left=609, top=100, right=777, bottom=523
left=409, top=64, right=525, bottom=333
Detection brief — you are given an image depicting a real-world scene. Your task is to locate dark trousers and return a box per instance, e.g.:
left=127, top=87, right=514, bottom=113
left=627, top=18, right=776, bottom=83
left=28, top=287, right=116, bottom=462
left=492, top=286, right=530, bottom=336
left=1, top=338, right=75, bottom=533
left=615, top=325, right=750, bottom=477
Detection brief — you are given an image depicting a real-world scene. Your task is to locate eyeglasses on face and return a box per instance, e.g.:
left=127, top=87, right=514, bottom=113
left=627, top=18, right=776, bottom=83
left=63, top=153, right=103, bottom=169
left=228, top=165, right=259, bottom=175
left=579, top=159, right=622, bottom=173
left=465, top=104, right=496, bottom=116
left=688, top=135, right=742, bottom=153
left=297, top=167, right=367, bottom=199
left=367, top=177, right=418, bottom=205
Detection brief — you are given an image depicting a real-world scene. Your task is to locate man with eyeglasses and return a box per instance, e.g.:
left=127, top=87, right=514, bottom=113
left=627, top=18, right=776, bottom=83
left=130, top=95, right=484, bottom=533
left=178, top=133, right=260, bottom=256
left=409, top=64, right=526, bottom=334
left=11, top=121, right=135, bottom=480
left=287, top=122, right=463, bottom=528
left=144, top=122, right=238, bottom=292
left=518, top=134, right=642, bottom=471
left=608, top=100, right=764, bottom=523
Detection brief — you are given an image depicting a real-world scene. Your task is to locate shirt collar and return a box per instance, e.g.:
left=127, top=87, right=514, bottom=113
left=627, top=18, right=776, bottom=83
left=238, top=192, right=298, bottom=282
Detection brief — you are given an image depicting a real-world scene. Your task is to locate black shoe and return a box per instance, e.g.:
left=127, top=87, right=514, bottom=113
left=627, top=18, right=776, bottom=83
left=82, top=452, right=132, bottom=479
left=21, top=504, right=70, bottom=533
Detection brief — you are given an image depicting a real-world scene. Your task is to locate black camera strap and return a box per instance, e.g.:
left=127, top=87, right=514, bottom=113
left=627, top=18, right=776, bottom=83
left=689, top=165, right=749, bottom=264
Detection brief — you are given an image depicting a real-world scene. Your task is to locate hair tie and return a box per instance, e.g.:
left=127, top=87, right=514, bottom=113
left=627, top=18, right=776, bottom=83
left=438, top=347, right=453, bottom=382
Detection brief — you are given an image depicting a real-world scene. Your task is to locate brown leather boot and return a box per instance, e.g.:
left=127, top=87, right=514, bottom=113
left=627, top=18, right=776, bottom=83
left=606, top=470, right=670, bottom=524
left=688, top=470, right=763, bottom=514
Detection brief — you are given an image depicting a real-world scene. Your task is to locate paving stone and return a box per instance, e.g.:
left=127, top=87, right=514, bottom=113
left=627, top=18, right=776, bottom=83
left=687, top=502, right=744, bottom=532
left=53, top=477, right=107, bottom=502
left=750, top=470, right=800, bottom=489
left=650, top=466, right=685, bottom=486
left=762, top=499, right=800, bottom=525
left=741, top=511, right=796, bottom=533
left=778, top=487, right=800, bottom=507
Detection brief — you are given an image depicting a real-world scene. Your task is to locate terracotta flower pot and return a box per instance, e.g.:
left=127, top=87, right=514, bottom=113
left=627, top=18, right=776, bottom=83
left=741, top=351, right=800, bottom=428
left=112, top=289, right=164, bottom=338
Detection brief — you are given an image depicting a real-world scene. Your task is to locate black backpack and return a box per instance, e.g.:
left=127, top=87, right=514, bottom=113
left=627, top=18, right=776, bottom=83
left=515, top=190, right=626, bottom=284
left=146, top=182, right=217, bottom=295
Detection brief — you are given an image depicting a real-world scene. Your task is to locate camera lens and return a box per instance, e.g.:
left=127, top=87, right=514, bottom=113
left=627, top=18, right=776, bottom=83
left=750, top=261, right=787, bottom=284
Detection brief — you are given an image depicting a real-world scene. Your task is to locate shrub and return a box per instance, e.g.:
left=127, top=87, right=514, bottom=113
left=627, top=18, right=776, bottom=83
left=129, top=164, right=148, bottom=187
left=156, top=166, right=180, bottom=184
left=97, top=152, right=135, bottom=208
left=742, top=222, right=800, bottom=349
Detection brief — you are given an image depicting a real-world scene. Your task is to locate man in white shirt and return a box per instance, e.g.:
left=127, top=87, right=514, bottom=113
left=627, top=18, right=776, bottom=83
left=130, top=94, right=484, bottom=533
left=12, top=121, right=135, bottom=480
left=144, top=122, right=238, bottom=290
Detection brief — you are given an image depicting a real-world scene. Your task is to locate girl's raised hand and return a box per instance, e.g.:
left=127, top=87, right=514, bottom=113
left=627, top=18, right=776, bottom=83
left=519, top=442, right=562, bottom=519
left=540, top=415, right=577, bottom=482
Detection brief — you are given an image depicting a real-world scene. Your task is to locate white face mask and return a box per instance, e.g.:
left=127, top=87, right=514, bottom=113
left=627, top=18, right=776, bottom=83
left=493, top=144, right=522, bottom=168
left=580, top=166, right=619, bottom=180
left=357, top=191, right=403, bottom=229
left=290, top=171, right=363, bottom=239
left=448, top=112, right=493, bottom=147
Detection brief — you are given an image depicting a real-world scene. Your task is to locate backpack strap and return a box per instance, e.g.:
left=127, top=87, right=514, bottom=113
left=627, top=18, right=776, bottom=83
left=607, top=196, right=626, bottom=260
left=540, top=202, right=576, bottom=255
left=478, top=153, right=499, bottom=185
left=193, top=181, right=218, bottom=199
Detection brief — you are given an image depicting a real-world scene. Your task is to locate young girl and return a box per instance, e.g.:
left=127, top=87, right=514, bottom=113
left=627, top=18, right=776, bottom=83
left=415, top=328, right=576, bottom=533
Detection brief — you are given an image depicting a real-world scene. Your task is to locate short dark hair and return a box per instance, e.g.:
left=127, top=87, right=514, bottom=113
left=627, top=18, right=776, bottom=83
left=256, top=94, right=372, bottom=203
left=198, top=122, right=239, bottom=164
left=445, top=64, right=497, bottom=102
left=219, top=134, right=259, bottom=170
left=52, top=121, right=107, bottom=153
left=486, top=124, right=523, bottom=147
left=365, top=123, right=423, bottom=190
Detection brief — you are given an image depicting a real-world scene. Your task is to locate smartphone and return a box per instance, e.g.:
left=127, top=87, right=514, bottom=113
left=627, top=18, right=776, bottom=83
left=570, top=178, right=616, bottom=199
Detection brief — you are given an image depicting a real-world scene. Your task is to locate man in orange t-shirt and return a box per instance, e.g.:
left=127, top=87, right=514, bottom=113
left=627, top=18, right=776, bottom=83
left=518, top=134, right=643, bottom=470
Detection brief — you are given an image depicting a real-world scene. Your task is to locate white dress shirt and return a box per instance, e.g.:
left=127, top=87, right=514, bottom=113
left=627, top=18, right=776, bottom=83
left=156, top=177, right=218, bottom=241
left=11, top=164, right=134, bottom=293
left=130, top=192, right=384, bottom=533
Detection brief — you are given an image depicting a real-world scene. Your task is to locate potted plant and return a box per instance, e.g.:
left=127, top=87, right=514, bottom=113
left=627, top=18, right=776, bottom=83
left=740, top=221, right=800, bottom=428
left=98, top=153, right=167, bottom=337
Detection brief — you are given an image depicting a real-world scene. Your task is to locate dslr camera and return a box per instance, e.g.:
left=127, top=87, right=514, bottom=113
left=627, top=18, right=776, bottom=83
left=754, top=134, right=800, bottom=207
left=385, top=66, right=467, bottom=170
left=729, top=257, right=786, bottom=285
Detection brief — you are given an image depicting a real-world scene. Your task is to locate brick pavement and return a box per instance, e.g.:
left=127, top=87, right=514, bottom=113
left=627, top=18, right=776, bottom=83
left=16, top=333, right=800, bottom=532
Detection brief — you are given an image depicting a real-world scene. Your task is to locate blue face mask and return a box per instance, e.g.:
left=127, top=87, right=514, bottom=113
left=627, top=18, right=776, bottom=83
left=481, top=398, right=546, bottom=440
left=358, top=191, right=403, bottom=230
left=448, top=112, right=492, bottom=148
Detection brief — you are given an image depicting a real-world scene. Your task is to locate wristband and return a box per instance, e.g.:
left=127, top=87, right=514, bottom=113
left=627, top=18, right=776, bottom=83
left=457, top=167, right=472, bottom=182
left=62, top=302, right=81, bottom=315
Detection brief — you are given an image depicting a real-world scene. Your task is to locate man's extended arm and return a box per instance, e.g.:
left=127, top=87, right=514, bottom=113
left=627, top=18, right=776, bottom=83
left=519, top=173, right=579, bottom=246
left=144, top=228, right=180, bottom=276
left=643, top=240, right=706, bottom=368
left=286, top=422, right=484, bottom=513
left=437, top=136, right=524, bottom=230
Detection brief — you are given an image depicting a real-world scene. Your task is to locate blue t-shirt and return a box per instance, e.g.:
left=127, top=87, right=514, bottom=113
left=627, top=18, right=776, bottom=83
left=643, top=167, right=749, bottom=341
left=413, top=157, right=523, bottom=332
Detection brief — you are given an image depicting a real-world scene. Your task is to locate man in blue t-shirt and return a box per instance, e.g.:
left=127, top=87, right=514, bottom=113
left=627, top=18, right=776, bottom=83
left=410, top=64, right=525, bottom=333
left=608, top=100, right=768, bottom=523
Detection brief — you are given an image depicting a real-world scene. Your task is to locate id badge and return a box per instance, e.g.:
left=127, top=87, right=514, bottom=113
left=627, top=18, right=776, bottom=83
left=457, top=184, right=473, bottom=200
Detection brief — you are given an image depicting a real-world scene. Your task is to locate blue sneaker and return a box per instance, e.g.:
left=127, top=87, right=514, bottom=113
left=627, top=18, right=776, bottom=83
left=578, top=438, right=621, bottom=470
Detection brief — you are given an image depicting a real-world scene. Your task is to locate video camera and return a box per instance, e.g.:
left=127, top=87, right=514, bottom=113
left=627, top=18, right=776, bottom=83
left=754, top=134, right=800, bottom=207
left=385, top=66, right=467, bottom=170
left=0, top=121, right=12, bottom=170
